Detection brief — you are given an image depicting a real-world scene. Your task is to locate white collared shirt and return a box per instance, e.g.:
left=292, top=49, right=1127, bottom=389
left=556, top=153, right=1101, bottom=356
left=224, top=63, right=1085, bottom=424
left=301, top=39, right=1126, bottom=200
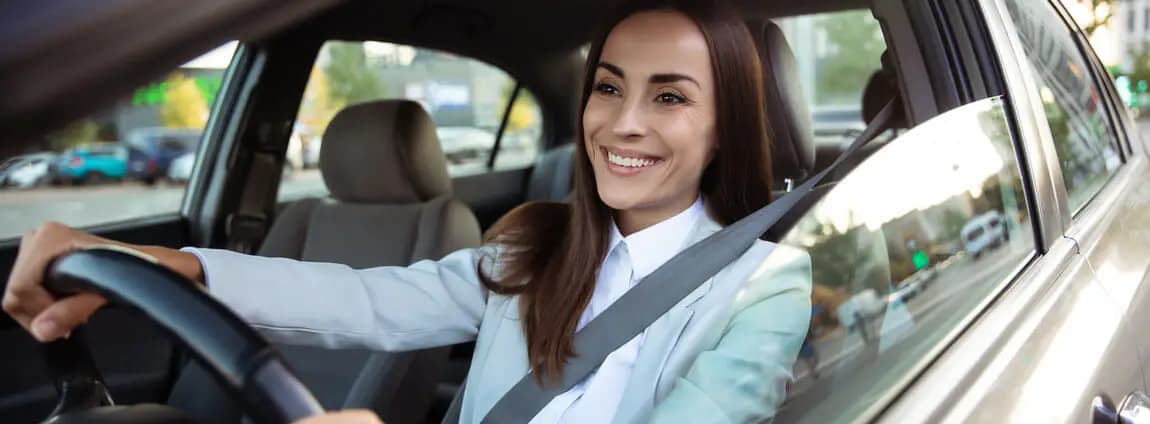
left=530, top=196, right=706, bottom=424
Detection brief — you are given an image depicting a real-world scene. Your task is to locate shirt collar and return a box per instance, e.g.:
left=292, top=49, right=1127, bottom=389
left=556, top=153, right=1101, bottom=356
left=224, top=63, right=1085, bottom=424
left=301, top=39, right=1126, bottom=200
left=607, top=196, right=706, bottom=279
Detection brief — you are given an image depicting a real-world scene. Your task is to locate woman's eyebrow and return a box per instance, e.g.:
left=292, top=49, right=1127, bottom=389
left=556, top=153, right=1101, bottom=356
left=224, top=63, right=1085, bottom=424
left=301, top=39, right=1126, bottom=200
left=597, top=62, right=700, bottom=88
left=649, top=73, right=699, bottom=88
left=597, top=62, right=625, bottom=78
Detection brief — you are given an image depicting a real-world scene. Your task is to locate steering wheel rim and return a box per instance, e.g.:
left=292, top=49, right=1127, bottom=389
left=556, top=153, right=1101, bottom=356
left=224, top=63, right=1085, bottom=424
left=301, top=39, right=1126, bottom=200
left=42, top=247, right=324, bottom=423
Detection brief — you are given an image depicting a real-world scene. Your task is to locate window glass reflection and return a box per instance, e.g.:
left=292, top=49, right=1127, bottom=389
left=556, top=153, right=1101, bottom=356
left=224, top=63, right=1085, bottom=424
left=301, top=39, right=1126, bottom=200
left=772, top=97, right=1034, bottom=422
left=1004, top=0, right=1122, bottom=212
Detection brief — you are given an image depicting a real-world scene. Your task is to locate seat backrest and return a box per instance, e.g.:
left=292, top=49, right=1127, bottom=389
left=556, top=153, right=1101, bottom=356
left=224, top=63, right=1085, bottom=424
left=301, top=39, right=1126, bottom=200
left=168, top=100, right=481, bottom=424
left=525, top=142, right=576, bottom=202
left=750, top=19, right=817, bottom=189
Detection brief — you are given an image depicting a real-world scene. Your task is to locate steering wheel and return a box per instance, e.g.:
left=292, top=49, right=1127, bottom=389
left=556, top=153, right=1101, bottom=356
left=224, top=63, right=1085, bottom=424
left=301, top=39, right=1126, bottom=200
left=39, top=247, right=324, bottom=423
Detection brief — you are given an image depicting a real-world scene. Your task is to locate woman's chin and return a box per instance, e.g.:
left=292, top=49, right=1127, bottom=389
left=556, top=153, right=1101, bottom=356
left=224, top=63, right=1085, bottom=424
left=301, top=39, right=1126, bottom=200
left=597, top=189, right=647, bottom=212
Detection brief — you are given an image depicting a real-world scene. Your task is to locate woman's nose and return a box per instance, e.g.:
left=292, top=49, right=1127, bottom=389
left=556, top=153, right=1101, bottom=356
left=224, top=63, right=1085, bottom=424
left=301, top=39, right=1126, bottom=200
left=611, top=97, right=648, bottom=139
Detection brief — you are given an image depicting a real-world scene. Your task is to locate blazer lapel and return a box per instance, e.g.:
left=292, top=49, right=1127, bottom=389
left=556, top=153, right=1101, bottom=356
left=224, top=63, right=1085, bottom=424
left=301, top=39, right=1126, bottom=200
left=611, top=214, right=723, bottom=423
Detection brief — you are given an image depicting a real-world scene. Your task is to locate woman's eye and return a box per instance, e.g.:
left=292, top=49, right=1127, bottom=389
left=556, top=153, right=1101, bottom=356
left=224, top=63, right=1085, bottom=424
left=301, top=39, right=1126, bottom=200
left=655, top=92, right=686, bottom=104
left=594, top=82, right=620, bottom=96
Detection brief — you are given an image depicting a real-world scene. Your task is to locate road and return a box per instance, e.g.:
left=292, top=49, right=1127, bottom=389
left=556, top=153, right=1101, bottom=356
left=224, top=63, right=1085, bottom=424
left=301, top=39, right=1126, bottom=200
left=0, top=151, right=533, bottom=241
left=775, top=235, right=1033, bottom=423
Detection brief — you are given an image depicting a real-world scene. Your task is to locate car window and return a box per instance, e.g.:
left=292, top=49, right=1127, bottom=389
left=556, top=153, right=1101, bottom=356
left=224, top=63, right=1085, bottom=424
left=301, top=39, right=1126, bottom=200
left=0, top=42, right=236, bottom=240
left=773, top=97, right=1035, bottom=422
left=277, top=41, right=543, bottom=202
left=776, top=9, right=886, bottom=146
left=1003, top=0, right=1123, bottom=213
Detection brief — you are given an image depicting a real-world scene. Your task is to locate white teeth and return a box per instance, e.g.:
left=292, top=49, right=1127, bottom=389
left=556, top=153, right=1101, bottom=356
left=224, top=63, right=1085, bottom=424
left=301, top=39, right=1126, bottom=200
left=607, top=151, right=656, bottom=168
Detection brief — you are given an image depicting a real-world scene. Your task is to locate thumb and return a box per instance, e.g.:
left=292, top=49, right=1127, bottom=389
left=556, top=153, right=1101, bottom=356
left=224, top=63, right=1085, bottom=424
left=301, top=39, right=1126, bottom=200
left=30, top=293, right=105, bottom=342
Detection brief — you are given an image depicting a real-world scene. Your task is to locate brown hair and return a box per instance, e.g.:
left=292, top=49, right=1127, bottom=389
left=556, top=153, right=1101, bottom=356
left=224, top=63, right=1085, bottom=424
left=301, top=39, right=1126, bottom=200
left=480, top=0, right=772, bottom=382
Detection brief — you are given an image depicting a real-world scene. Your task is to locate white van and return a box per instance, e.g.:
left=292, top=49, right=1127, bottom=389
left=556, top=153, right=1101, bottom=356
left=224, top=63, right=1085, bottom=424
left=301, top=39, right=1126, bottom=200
left=961, top=211, right=1008, bottom=259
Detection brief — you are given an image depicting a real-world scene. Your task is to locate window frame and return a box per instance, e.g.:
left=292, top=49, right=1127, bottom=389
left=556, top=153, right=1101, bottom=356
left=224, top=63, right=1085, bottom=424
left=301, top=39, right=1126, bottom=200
left=984, top=0, right=1130, bottom=237
left=1047, top=0, right=1133, bottom=162
left=1007, top=0, right=1122, bottom=218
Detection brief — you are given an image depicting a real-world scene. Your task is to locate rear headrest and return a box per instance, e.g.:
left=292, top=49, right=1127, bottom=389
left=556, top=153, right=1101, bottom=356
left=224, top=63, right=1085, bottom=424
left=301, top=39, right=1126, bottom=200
left=752, top=20, right=816, bottom=183
left=861, top=52, right=906, bottom=127
left=320, top=100, right=452, bottom=203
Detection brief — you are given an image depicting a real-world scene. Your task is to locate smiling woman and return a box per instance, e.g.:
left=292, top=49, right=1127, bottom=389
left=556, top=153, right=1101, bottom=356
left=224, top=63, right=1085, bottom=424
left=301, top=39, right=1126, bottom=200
left=479, top=0, right=777, bottom=391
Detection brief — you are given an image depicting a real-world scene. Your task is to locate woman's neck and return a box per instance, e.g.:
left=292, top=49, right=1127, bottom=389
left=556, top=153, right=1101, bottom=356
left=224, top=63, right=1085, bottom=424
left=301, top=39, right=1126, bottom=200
left=614, top=193, right=699, bottom=236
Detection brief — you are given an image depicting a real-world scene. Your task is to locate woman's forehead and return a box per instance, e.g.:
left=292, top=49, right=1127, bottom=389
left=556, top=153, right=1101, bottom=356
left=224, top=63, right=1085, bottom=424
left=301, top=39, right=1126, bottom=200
left=598, top=10, right=712, bottom=81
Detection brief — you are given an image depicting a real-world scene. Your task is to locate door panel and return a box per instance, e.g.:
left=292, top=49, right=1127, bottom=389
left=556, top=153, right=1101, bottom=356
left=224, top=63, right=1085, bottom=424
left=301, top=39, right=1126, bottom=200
left=1070, top=159, right=1150, bottom=393
left=452, top=167, right=531, bottom=230
left=0, top=216, right=188, bottom=423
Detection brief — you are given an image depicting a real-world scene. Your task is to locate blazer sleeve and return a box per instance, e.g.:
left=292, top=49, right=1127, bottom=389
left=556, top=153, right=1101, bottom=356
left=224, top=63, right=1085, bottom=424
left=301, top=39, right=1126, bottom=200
left=648, top=244, right=813, bottom=424
left=183, top=245, right=496, bottom=352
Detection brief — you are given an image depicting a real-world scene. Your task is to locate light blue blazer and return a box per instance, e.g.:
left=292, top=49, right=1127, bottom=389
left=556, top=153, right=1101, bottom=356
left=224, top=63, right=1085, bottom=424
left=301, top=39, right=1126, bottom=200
left=193, top=213, right=813, bottom=423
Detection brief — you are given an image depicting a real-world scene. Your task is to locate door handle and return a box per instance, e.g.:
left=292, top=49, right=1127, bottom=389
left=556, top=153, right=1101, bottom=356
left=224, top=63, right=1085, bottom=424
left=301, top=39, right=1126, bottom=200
left=1118, top=391, right=1150, bottom=424
left=1094, top=392, right=1150, bottom=424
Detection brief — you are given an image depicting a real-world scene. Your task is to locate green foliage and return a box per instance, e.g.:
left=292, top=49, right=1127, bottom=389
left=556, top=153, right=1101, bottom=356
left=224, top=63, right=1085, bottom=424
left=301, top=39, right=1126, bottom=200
left=323, top=43, right=386, bottom=106
left=45, top=120, right=99, bottom=151
left=814, top=10, right=885, bottom=106
left=1075, top=0, right=1114, bottom=36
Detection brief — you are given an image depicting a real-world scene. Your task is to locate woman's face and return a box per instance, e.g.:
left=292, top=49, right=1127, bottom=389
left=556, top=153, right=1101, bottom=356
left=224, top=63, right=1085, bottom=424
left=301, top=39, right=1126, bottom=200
left=583, top=10, right=717, bottom=224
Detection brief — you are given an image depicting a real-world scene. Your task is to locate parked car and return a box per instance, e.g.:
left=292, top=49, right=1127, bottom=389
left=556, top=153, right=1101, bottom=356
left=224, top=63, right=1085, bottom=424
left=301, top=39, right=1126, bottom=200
left=166, top=152, right=195, bottom=183
left=1, top=0, right=1148, bottom=423
left=54, top=145, right=128, bottom=185
left=961, top=211, right=1009, bottom=259
left=123, top=128, right=201, bottom=184
left=0, top=153, right=56, bottom=188
left=436, top=126, right=497, bottom=165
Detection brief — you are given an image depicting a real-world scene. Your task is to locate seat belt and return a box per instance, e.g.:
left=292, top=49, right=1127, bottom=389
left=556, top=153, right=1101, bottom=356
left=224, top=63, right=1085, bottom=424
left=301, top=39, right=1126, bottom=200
left=226, top=151, right=279, bottom=254
left=466, top=99, right=899, bottom=424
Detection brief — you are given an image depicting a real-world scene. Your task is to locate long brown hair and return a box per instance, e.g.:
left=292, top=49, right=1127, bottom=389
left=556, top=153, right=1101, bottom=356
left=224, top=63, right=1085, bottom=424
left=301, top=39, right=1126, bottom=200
left=480, top=0, right=773, bottom=382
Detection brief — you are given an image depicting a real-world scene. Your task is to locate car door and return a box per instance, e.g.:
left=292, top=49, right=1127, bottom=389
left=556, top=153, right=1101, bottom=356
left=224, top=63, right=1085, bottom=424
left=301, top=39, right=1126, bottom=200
left=877, top=0, right=1149, bottom=421
left=0, top=42, right=239, bottom=423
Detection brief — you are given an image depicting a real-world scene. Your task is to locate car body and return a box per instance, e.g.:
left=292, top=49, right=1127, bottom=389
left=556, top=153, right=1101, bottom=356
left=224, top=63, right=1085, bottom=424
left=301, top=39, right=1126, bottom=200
left=167, top=152, right=195, bottom=182
left=961, top=211, right=1009, bottom=259
left=54, top=145, right=128, bottom=184
left=0, top=153, right=56, bottom=188
left=123, top=128, right=202, bottom=184
left=0, top=0, right=1148, bottom=423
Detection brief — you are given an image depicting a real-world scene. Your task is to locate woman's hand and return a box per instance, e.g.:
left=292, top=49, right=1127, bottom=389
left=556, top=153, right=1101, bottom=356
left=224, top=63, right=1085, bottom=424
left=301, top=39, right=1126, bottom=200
left=2, top=222, right=204, bottom=342
left=294, top=410, right=383, bottom=424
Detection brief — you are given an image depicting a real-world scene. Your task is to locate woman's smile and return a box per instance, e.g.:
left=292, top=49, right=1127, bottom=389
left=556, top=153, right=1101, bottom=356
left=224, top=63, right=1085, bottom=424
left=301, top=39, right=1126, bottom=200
left=600, top=146, right=665, bottom=176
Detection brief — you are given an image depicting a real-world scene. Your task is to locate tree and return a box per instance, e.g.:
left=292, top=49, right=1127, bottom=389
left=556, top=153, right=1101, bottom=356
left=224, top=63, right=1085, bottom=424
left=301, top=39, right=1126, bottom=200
left=45, top=120, right=99, bottom=151
left=1067, top=0, right=1114, bottom=36
left=160, top=73, right=209, bottom=129
left=298, top=66, right=342, bottom=135
left=323, top=43, right=386, bottom=107
left=499, top=80, right=539, bottom=133
left=815, top=10, right=885, bottom=106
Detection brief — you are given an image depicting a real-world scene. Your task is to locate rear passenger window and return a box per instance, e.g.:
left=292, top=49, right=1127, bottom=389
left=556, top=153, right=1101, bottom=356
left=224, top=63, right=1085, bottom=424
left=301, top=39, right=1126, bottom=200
left=774, top=97, right=1035, bottom=422
left=280, top=41, right=544, bottom=202
left=776, top=10, right=885, bottom=146
left=1003, top=0, right=1122, bottom=213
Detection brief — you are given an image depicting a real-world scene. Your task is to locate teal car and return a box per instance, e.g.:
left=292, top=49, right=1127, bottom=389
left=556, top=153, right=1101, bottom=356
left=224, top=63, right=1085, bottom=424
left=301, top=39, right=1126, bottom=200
left=55, top=144, right=128, bottom=185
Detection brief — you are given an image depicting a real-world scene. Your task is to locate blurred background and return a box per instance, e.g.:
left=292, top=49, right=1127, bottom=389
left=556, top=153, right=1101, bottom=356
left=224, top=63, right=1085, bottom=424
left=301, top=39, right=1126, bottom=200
left=1061, top=0, right=1150, bottom=114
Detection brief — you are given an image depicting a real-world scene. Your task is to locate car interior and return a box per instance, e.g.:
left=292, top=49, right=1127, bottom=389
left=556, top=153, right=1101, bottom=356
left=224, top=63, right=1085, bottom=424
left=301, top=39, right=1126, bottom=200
left=0, top=0, right=1009, bottom=422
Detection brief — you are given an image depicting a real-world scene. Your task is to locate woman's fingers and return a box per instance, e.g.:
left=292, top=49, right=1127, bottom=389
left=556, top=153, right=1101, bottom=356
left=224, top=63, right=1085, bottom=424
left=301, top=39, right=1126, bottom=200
left=2, top=222, right=114, bottom=341
left=293, top=410, right=383, bottom=424
left=30, top=293, right=106, bottom=342
left=4, top=223, right=71, bottom=333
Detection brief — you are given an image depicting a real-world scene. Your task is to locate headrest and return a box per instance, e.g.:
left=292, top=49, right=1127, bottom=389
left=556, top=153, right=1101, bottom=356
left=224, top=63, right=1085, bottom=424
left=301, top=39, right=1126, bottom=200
left=752, top=20, right=816, bottom=183
left=861, top=52, right=906, bottom=127
left=320, top=100, right=452, bottom=203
